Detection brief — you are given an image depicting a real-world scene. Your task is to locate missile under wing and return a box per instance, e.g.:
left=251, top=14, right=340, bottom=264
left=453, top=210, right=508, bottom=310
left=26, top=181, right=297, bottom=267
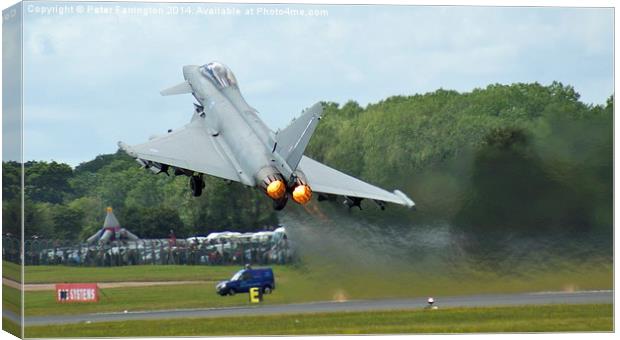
left=119, top=114, right=242, bottom=184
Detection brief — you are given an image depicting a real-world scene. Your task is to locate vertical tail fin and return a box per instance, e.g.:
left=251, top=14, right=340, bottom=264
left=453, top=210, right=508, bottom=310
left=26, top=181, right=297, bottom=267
left=275, top=102, right=323, bottom=171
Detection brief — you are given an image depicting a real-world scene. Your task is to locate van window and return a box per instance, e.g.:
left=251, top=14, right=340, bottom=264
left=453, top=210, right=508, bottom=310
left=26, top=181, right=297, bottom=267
left=231, top=270, right=244, bottom=281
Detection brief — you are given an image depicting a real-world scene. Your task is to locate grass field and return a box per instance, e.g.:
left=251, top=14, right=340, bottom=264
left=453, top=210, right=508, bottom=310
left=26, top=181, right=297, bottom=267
left=23, top=304, right=613, bottom=337
left=3, top=261, right=21, bottom=282
left=3, top=317, right=21, bottom=338
left=6, top=261, right=614, bottom=291
left=3, top=261, right=611, bottom=317
left=6, top=261, right=242, bottom=283
left=3, top=285, right=21, bottom=315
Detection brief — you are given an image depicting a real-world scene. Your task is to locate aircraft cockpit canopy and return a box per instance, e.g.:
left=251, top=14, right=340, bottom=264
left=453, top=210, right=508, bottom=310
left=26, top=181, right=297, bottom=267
left=200, top=62, right=238, bottom=88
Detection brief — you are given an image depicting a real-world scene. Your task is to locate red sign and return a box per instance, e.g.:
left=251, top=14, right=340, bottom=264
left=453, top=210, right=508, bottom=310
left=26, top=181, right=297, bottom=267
left=56, top=283, right=99, bottom=303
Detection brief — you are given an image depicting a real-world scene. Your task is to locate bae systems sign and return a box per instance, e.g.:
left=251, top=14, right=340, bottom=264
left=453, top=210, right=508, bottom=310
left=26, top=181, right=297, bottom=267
left=56, top=284, right=99, bottom=303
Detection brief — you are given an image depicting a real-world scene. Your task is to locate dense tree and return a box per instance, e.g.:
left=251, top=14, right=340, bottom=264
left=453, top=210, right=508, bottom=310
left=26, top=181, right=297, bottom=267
left=121, top=206, right=185, bottom=239
left=2, top=162, right=21, bottom=201
left=74, top=150, right=135, bottom=174
left=306, top=82, right=612, bottom=235
left=3, top=198, right=21, bottom=237
left=24, top=161, right=73, bottom=204
left=51, top=205, right=85, bottom=241
left=2, top=82, right=613, bottom=241
left=69, top=196, right=105, bottom=240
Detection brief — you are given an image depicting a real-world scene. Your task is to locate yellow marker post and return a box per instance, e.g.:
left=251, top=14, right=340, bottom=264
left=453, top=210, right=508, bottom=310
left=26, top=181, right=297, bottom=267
left=249, top=287, right=262, bottom=303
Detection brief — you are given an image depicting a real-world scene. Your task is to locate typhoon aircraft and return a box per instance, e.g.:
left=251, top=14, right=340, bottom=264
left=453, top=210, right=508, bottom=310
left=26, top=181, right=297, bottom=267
left=119, top=62, right=414, bottom=210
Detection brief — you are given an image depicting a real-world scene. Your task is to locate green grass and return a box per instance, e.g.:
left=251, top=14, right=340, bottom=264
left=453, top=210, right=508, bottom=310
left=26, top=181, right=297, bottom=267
left=24, top=304, right=613, bottom=337
left=25, top=283, right=245, bottom=316
left=3, top=317, right=21, bottom=338
left=3, top=285, right=21, bottom=315
left=19, top=262, right=613, bottom=317
left=17, top=261, right=614, bottom=293
left=20, top=263, right=249, bottom=283
left=3, top=261, right=22, bottom=282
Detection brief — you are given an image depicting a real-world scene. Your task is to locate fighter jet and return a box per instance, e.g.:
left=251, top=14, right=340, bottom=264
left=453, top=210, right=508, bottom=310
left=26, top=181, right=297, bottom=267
left=119, top=62, right=414, bottom=210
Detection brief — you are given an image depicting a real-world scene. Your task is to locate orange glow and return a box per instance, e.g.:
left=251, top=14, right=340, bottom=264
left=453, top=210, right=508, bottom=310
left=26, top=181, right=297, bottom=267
left=266, top=180, right=286, bottom=199
left=106, top=207, right=113, bottom=213
left=292, top=185, right=313, bottom=204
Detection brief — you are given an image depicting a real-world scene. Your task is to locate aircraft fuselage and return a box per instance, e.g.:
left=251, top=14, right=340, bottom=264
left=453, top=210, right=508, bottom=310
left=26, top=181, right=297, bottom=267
left=182, top=64, right=294, bottom=188
left=119, top=62, right=414, bottom=210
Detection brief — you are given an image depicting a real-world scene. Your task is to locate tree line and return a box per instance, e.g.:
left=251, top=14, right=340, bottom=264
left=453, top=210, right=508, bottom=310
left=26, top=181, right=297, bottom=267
left=2, top=81, right=613, bottom=241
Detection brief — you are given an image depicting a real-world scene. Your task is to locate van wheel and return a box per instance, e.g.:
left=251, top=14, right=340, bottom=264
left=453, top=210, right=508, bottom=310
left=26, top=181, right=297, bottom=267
left=262, top=286, right=272, bottom=294
left=228, top=289, right=236, bottom=296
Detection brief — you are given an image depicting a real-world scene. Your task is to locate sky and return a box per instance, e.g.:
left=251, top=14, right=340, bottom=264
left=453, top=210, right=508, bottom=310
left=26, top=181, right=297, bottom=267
left=4, top=1, right=615, bottom=166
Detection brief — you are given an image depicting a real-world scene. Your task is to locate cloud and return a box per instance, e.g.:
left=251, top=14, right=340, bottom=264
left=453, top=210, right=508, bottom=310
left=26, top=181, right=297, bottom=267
left=19, top=3, right=613, bottom=166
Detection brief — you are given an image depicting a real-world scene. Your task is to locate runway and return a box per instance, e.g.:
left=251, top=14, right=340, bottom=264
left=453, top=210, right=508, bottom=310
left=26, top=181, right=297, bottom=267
left=7, top=290, right=613, bottom=326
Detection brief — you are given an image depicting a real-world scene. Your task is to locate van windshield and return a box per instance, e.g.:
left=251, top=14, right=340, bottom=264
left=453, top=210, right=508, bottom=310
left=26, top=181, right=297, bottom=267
left=230, top=270, right=244, bottom=281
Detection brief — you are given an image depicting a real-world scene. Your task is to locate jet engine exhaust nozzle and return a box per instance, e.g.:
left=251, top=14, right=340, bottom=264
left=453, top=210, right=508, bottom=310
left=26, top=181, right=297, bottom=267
left=289, top=170, right=312, bottom=205
left=266, top=180, right=286, bottom=200
left=292, top=184, right=312, bottom=205
left=256, top=166, right=287, bottom=200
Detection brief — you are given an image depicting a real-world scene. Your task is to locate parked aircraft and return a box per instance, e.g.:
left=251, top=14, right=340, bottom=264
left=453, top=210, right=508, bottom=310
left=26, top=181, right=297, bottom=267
left=86, top=207, right=139, bottom=244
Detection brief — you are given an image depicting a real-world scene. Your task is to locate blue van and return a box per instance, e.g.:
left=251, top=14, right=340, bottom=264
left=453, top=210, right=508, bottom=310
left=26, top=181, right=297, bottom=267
left=216, top=267, right=275, bottom=296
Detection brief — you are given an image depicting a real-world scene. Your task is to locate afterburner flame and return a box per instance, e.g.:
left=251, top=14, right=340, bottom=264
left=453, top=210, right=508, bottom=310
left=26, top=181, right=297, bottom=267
left=292, top=185, right=313, bottom=204
left=266, top=180, right=286, bottom=199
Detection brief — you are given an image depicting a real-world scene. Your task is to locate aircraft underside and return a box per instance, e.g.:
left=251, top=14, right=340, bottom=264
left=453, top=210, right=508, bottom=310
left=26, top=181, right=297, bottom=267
left=119, top=61, right=414, bottom=211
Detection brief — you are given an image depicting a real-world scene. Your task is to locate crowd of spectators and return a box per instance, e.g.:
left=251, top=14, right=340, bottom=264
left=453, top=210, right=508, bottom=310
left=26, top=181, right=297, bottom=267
left=3, top=227, right=294, bottom=267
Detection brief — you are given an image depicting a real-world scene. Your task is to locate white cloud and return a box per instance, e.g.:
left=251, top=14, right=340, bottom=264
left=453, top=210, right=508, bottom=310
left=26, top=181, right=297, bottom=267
left=19, top=3, right=613, bottom=165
